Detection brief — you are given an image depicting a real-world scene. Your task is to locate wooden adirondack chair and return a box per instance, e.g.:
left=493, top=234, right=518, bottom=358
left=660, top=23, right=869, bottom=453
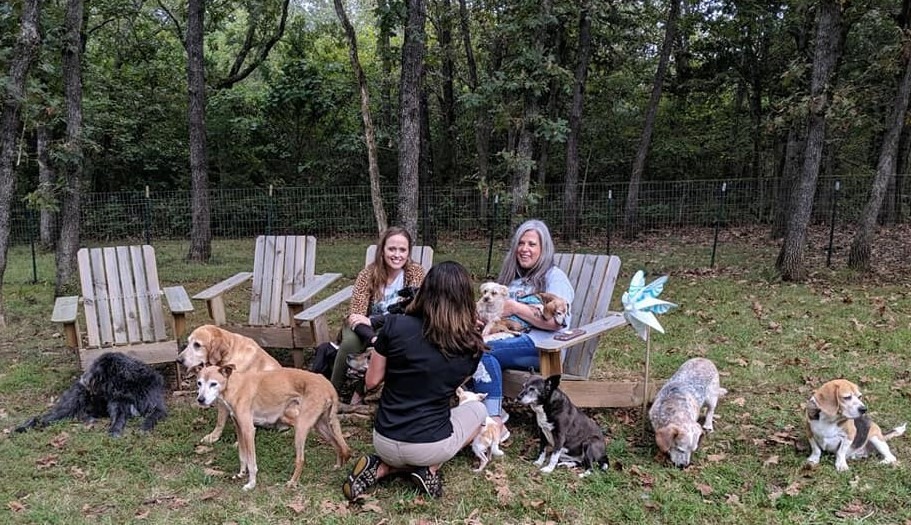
left=291, top=244, right=434, bottom=341
left=51, top=245, right=193, bottom=376
left=193, top=235, right=341, bottom=366
left=501, top=253, right=658, bottom=408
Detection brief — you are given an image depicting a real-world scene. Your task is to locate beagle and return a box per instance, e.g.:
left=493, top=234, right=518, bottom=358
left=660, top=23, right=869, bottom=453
left=805, top=379, right=905, bottom=472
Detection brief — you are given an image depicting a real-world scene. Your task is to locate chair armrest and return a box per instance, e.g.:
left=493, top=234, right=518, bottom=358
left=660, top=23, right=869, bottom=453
left=163, top=286, right=194, bottom=314
left=286, top=273, right=343, bottom=305
left=52, top=296, right=80, bottom=324
left=294, top=286, right=354, bottom=322
left=192, top=272, right=253, bottom=301
left=536, top=312, right=627, bottom=353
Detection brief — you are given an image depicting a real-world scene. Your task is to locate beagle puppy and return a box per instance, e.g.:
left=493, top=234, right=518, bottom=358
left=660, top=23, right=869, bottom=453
left=805, top=379, right=905, bottom=471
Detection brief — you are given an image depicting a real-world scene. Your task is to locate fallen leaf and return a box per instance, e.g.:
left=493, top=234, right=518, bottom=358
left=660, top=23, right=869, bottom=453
left=36, top=454, right=59, bottom=469
left=203, top=467, right=225, bottom=477
left=135, top=509, right=150, bottom=520
left=834, top=501, right=867, bottom=519
left=725, top=493, right=741, bottom=506
left=7, top=500, right=26, bottom=512
left=695, top=482, right=714, bottom=496
left=287, top=500, right=307, bottom=514
left=194, top=445, right=213, bottom=455
left=50, top=432, right=69, bottom=449
left=731, top=397, right=746, bottom=407
left=706, top=453, right=726, bottom=463
left=763, top=455, right=779, bottom=466
left=784, top=482, right=801, bottom=496
left=360, top=501, right=383, bottom=513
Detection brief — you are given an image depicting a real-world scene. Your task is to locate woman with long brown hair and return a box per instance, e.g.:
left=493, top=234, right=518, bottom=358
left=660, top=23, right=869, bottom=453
left=342, top=261, right=487, bottom=501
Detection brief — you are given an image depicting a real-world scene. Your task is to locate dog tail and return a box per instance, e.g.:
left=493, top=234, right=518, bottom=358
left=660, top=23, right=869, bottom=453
left=14, top=417, right=39, bottom=433
left=883, top=423, right=906, bottom=441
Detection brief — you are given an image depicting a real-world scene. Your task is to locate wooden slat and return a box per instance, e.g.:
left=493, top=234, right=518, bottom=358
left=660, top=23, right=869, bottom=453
left=266, top=236, right=287, bottom=325
left=90, top=248, right=114, bottom=346
left=142, top=245, right=167, bottom=341
left=80, top=342, right=181, bottom=370
left=258, top=236, right=279, bottom=325
left=217, top=325, right=296, bottom=351
left=303, top=235, right=317, bottom=280
left=281, top=237, right=304, bottom=326
left=193, top=272, right=253, bottom=300
left=503, top=370, right=662, bottom=408
left=116, top=246, right=141, bottom=343
left=248, top=236, right=266, bottom=325
left=131, top=246, right=154, bottom=342
left=51, top=296, right=79, bottom=323
left=103, top=247, right=128, bottom=345
left=77, top=249, right=101, bottom=348
left=294, top=286, right=354, bottom=322
left=164, top=286, right=194, bottom=313
left=286, top=273, right=343, bottom=305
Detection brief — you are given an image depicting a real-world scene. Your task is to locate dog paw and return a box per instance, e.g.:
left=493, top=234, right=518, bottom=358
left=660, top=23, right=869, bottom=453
left=242, top=482, right=256, bottom=491
left=835, top=461, right=849, bottom=472
left=880, top=457, right=898, bottom=465
left=200, top=433, right=220, bottom=444
left=540, top=465, right=555, bottom=474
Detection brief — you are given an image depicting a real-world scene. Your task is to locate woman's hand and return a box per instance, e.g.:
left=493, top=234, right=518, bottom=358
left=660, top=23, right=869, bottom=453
left=347, top=314, right=371, bottom=330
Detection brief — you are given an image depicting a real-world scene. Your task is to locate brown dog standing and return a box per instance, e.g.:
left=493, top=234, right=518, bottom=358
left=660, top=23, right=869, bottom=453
left=178, top=325, right=282, bottom=444
left=196, top=365, right=351, bottom=490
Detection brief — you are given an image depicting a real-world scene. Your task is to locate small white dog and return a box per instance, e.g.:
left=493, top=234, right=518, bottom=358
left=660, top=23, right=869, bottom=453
left=455, top=387, right=507, bottom=472
left=649, top=357, right=726, bottom=467
left=477, top=282, right=523, bottom=341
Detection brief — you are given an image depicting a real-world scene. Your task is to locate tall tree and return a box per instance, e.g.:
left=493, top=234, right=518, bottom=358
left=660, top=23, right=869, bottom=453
left=776, top=0, right=846, bottom=281
left=334, top=0, right=388, bottom=233
left=54, top=0, right=85, bottom=294
left=623, top=0, right=680, bottom=238
left=185, top=0, right=211, bottom=262
left=36, top=122, right=57, bottom=250
left=433, top=0, right=457, bottom=185
left=848, top=35, right=911, bottom=270
left=397, top=0, right=426, bottom=238
left=562, top=1, right=592, bottom=242
left=0, top=0, right=42, bottom=326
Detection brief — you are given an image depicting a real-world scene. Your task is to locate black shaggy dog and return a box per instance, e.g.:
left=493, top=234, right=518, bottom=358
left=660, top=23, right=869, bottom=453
left=16, top=352, right=167, bottom=436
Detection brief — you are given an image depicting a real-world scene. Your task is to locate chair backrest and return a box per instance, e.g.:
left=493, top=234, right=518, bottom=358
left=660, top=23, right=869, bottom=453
left=249, top=235, right=317, bottom=326
left=77, top=245, right=168, bottom=348
left=364, top=244, right=434, bottom=271
left=554, top=253, right=622, bottom=379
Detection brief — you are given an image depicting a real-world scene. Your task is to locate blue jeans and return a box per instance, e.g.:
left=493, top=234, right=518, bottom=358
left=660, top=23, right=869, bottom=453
left=470, top=335, right=538, bottom=417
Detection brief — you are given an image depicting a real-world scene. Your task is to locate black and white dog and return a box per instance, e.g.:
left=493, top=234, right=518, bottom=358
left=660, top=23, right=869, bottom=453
left=516, top=374, right=609, bottom=477
left=16, top=352, right=167, bottom=436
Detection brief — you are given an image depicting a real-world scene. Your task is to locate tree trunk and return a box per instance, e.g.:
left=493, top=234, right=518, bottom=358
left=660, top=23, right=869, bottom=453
left=396, top=0, right=425, bottom=239
left=36, top=123, right=57, bottom=251
left=54, top=0, right=84, bottom=295
left=435, top=0, right=457, bottom=186
left=419, top=89, right=437, bottom=247
left=458, top=0, right=493, bottom=219
left=510, top=95, right=538, bottom=220
left=771, top=123, right=805, bottom=238
left=776, top=0, right=845, bottom=281
left=334, top=0, right=387, bottom=233
left=376, top=0, right=396, bottom=133
left=848, top=40, right=911, bottom=270
left=0, top=0, right=42, bottom=327
left=563, top=3, right=592, bottom=242
left=623, top=0, right=680, bottom=238
left=186, top=0, right=211, bottom=262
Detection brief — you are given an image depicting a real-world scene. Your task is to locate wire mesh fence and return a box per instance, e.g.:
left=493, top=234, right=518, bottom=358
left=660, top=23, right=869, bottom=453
left=7, top=175, right=906, bottom=246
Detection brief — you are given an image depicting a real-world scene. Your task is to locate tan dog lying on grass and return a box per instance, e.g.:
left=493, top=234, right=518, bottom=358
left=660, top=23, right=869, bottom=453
left=195, top=365, right=351, bottom=491
left=178, top=324, right=281, bottom=444
left=805, top=379, right=905, bottom=472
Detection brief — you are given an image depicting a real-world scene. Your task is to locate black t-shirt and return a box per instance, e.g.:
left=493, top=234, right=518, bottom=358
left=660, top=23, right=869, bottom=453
left=374, top=314, right=481, bottom=443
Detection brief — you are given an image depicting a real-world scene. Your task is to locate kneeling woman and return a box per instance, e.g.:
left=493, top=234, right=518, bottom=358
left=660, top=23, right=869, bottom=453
left=342, top=261, right=488, bottom=500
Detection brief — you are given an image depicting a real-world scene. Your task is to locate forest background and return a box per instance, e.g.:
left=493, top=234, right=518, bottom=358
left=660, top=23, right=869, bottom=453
left=2, top=0, right=911, bottom=327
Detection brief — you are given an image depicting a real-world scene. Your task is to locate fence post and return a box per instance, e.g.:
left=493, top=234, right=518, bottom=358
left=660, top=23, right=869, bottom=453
left=267, top=184, right=274, bottom=236
left=486, top=194, right=499, bottom=277
left=710, top=182, right=727, bottom=268
left=606, top=189, right=613, bottom=255
left=30, top=208, right=38, bottom=284
left=143, top=185, right=151, bottom=245
left=826, top=179, right=840, bottom=267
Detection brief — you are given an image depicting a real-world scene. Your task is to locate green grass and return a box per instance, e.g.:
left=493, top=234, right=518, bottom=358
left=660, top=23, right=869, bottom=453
left=1, top=230, right=910, bottom=524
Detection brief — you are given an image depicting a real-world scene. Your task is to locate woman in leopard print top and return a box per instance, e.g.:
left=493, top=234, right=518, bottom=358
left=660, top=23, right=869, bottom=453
left=330, top=226, right=426, bottom=400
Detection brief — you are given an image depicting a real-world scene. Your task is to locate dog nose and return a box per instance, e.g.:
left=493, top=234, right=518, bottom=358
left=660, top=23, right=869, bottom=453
left=859, top=405, right=867, bottom=414
left=196, top=396, right=205, bottom=405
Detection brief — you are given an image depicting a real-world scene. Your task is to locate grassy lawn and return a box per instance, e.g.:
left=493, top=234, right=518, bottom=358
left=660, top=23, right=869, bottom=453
left=1, top=228, right=910, bottom=524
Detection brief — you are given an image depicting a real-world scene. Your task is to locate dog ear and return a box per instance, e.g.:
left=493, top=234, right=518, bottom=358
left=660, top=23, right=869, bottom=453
left=220, top=364, right=236, bottom=378
left=545, top=374, right=562, bottom=392
left=813, top=382, right=840, bottom=417
left=654, top=426, right=677, bottom=453
left=208, top=327, right=228, bottom=365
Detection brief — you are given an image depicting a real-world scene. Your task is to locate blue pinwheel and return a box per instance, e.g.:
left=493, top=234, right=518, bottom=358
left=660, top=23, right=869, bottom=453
left=622, top=270, right=677, bottom=424
left=621, top=270, right=677, bottom=341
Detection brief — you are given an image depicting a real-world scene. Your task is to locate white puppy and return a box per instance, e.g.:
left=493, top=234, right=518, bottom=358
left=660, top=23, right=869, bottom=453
left=477, top=282, right=523, bottom=341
